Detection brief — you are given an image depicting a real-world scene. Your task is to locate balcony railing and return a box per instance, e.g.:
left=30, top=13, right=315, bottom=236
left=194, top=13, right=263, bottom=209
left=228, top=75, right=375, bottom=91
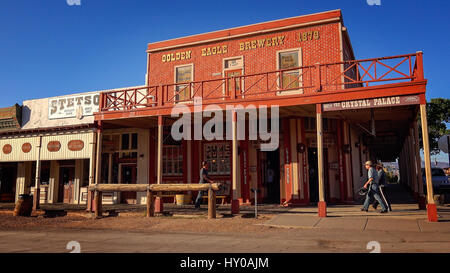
left=99, top=52, right=424, bottom=113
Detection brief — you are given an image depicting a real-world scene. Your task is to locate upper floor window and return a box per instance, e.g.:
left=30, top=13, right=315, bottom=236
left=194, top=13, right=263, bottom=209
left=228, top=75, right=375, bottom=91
left=278, top=49, right=301, bottom=89
left=175, top=64, right=193, bottom=102
left=223, top=56, right=244, bottom=95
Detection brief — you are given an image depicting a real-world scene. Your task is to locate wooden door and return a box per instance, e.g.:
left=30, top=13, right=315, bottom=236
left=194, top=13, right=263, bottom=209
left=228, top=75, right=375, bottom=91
left=121, top=164, right=137, bottom=204
left=60, top=167, right=75, bottom=203
left=225, top=69, right=242, bottom=95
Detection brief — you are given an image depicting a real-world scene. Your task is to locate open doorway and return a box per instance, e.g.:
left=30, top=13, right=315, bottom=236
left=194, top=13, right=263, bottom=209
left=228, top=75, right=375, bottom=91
left=59, top=166, right=75, bottom=204
left=121, top=164, right=137, bottom=204
left=0, top=163, right=17, bottom=203
left=259, top=149, right=280, bottom=203
left=308, top=147, right=329, bottom=203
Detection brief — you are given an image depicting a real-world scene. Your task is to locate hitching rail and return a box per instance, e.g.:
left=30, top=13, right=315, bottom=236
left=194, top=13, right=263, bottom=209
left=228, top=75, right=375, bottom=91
left=88, top=183, right=222, bottom=219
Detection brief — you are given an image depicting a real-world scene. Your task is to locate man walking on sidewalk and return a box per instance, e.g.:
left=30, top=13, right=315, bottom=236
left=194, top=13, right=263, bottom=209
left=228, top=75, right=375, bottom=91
left=361, top=161, right=388, bottom=213
left=194, top=161, right=214, bottom=209
left=373, top=162, right=392, bottom=211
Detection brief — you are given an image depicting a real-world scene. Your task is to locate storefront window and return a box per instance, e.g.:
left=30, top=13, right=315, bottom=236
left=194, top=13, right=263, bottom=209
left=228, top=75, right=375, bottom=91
left=279, top=50, right=300, bottom=89
left=163, top=145, right=183, bottom=176
left=204, top=142, right=231, bottom=175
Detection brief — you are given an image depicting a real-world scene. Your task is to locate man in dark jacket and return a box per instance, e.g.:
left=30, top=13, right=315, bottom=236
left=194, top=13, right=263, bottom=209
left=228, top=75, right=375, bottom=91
left=373, top=162, right=392, bottom=211
left=194, top=161, right=214, bottom=209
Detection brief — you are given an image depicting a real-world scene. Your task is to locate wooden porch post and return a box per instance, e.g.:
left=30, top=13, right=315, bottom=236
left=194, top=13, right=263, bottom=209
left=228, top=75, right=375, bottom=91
left=93, top=125, right=103, bottom=213
left=316, top=104, right=327, bottom=217
left=94, top=190, right=102, bottom=218
left=32, top=136, right=42, bottom=211
left=208, top=187, right=216, bottom=219
left=155, top=116, right=164, bottom=213
left=420, top=97, right=438, bottom=222
left=86, top=131, right=96, bottom=211
left=409, top=127, right=419, bottom=198
left=231, top=110, right=240, bottom=214
left=414, top=119, right=426, bottom=209
left=146, top=188, right=154, bottom=217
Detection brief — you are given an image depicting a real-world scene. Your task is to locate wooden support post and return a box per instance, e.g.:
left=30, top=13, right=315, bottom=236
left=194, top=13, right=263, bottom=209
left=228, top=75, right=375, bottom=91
left=208, top=187, right=216, bottom=219
left=146, top=189, right=154, bottom=217
left=156, top=116, right=164, bottom=213
left=94, top=191, right=102, bottom=218
left=409, top=128, right=419, bottom=199
left=316, top=104, right=327, bottom=217
left=87, top=131, right=97, bottom=212
left=414, top=119, right=426, bottom=209
left=92, top=125, right=103, bottom=213
left=231, top=110, right=240, bottom=214
left=32, top=136, right=42, bottom=211
left=420, top=99, right=438, bottom=222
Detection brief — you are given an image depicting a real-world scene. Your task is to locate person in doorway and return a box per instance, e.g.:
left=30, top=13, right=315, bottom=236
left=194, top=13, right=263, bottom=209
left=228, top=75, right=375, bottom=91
left=361, top=161, right=388, bottom=213
left=194, top=161, right=214, bottom=209
left=372, top=162, right=392, bottom=211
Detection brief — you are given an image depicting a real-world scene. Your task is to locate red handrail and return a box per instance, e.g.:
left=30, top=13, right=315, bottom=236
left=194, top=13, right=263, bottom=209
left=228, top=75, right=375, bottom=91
left=98, top=52, right=423, bottom=112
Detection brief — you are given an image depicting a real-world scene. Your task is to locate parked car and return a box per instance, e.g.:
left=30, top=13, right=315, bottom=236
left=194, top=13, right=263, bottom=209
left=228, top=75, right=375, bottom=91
left=422, top=168, right=450, bottom=193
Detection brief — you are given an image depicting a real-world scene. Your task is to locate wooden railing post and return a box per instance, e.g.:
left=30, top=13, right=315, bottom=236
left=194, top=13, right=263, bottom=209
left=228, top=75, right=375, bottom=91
left=94, top=190, right=102, bottom=218
left=415, top=51, right=424, bottom=81
left=158, top=84, right=163, bottom=107
left=208, top=187, right=216, bottom=219
left=99, top=92, right=104, bottom=111
left=231, top=76, right=237, bottom=99
left=315, top=63, right=322, bottom=92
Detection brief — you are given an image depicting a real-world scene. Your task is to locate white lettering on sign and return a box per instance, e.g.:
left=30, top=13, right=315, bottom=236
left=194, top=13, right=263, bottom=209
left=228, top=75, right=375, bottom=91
left=48, top=93, right=100, bottom=119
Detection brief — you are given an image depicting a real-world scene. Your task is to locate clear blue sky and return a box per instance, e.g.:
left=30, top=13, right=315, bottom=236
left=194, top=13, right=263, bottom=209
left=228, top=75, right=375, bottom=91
left=0, top=0, right=449, bottom=159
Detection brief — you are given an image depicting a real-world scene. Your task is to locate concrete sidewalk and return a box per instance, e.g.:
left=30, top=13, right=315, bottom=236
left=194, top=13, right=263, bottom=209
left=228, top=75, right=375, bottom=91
left=263, top=204, right=450, bottom=233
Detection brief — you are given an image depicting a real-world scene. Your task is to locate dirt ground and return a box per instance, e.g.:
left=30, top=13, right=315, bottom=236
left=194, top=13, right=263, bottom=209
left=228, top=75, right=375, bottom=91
left=0, top=209, right=279, bottom=235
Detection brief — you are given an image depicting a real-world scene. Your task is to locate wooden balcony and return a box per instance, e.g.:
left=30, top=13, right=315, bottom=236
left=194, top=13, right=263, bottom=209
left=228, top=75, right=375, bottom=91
left=95, top=52, right=427, bottom=121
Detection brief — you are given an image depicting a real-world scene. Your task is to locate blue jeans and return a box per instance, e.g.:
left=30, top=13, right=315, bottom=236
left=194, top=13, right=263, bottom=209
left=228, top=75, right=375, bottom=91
left=195, top=190, right=206, bottom=207
left=363, top=183, right=388, bottom=211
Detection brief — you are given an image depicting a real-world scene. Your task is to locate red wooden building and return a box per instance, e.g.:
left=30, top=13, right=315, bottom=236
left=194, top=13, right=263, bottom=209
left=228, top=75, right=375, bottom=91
left=89, top=10, right=436, bottom=221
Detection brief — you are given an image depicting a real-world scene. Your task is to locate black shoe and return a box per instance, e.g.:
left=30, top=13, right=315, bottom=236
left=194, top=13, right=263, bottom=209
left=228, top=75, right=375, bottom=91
left=361, top=208, right=368, bottom=212
left=372, top=204, right=378, bottom=210
left=380, top=210, right=388, bottom=213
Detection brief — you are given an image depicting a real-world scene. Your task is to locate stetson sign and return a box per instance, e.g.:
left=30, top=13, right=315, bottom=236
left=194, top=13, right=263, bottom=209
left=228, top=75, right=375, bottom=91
left=322, top=95, right=421, bottom=112
left=48, top=93, right=100, bottom=119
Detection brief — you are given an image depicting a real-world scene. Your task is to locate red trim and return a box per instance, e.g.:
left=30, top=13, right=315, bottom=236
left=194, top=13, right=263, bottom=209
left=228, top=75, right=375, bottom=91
left=419, top=93, right=427, bottom=105
left=427, top=203, right=438, bottom=222
left=316, top=104, right=322, bottom=114
left=318, top=201, right=327, bottom=217
left=96, top=81, right=426, bottom=120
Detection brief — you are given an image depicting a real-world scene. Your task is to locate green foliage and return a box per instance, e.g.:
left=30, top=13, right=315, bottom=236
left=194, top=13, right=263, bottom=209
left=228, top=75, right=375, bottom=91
left=419, top=98, right=450, bottom=154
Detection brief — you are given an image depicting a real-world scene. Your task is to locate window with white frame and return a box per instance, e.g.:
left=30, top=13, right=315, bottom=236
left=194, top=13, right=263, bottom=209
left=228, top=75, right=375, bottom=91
left=278, top=49, right=301, bottom=89
left=175, top=64, right=193, bottom=102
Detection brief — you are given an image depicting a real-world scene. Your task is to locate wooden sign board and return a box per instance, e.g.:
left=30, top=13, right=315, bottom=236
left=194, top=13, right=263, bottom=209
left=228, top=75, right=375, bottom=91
left=22, top=143, right=32, bottom=153
left=322, top=95, right=421, bottom=112
left=2, top=144, right=12, bottom=154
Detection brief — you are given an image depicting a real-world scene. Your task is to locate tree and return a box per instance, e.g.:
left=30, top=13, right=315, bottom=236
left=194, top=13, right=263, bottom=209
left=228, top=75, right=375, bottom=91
left=419, top=98, right=450, bottom=154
